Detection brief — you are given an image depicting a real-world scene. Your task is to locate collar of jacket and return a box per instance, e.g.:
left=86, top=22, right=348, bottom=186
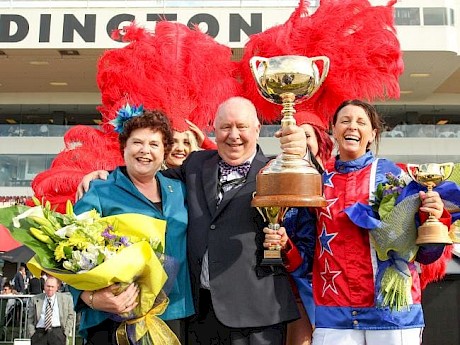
left=334, top=150, right=375, bottom=173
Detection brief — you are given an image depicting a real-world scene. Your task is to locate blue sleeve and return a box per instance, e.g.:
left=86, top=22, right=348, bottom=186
left=284, top=207, right=316, bottom=275
left=416, top=245, right=444, bottom=264
left=68, top=286, right=84, bottom=312
left=73, top=182, right=103, bottom=215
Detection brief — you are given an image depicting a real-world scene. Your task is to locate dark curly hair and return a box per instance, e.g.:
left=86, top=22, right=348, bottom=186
left=118, top=110, right=174, bottom=158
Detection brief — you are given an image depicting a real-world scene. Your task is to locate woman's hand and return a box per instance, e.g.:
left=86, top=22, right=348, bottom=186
left=263, top=226, right=289, bottom=250
left=419, top=190, right=444, bottom=219
left=75, top=170, right=110, bottom=200
left=185, top=119, right=206, bottom=147
left=81, top=283, right=139, bottom=314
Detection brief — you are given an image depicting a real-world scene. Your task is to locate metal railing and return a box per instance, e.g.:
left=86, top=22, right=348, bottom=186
left=0, top=295, right=31, bottom=344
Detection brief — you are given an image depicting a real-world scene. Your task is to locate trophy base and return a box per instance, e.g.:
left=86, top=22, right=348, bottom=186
left=416, top=218, right=453, bottom=246
left=252, top=172, right=326, bottom=207
left=261, top=249, right=283, bottom=266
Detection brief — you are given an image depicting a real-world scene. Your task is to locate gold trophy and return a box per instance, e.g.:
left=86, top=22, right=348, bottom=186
left=407, top=162, right=455, bottom=245
left=250, top=55, right=329, bottom=265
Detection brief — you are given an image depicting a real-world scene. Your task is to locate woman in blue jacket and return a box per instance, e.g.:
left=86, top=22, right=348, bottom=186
left=70, top=109, right=194, bottom=344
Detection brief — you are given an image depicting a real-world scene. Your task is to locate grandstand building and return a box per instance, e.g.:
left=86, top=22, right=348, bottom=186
left=0, top=0, right=460, bottom=198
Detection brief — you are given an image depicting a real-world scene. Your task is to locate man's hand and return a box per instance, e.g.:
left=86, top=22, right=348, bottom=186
left=75, top=170, right=109, bottom=200
left=275, top=125, right=307, bottom=157
left=263, top=226, right=289, bottom=250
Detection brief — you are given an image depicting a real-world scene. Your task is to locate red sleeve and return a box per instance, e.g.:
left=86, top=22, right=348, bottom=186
left=283, top=238, right=303, bottom=272
left=200, top=137, right=217, bottom=150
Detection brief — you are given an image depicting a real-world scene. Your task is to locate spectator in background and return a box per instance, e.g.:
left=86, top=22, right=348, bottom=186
left=13, top=266, right=26, bottom=294
left=29, top=272, right=46, bottom=295
left=1, top=282, right=16, bottom=318
left=27, top=276, right=74, bottom=345
left=162, top=119, right=216, bottom=170
left=281, top=110, right=334, bottom=345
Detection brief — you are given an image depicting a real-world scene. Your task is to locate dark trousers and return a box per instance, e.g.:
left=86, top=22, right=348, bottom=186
left=188, top=289, right=286, bottom=345
left=31, top=327, right=66, bottom=345
left=85, top=318, right=121, bottom=345
left=166, top=318, right=188, bottom=344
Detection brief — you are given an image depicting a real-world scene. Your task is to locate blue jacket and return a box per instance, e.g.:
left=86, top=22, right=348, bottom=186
left=70, top=167, right=194, bottom=338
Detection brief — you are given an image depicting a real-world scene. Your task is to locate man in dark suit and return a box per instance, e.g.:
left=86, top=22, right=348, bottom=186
left=27, top=276, right=75, bottom=345
left=29, top=272, right=46, bottom=295
left=76, top=96, right=306, bottom=344
left=163, top=96, right=304, bottom=344
left=13, top=266, right=26, bottom=293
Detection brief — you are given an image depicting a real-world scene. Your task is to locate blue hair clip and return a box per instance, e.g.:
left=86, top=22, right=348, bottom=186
left=110, top=103, right=144, bottom=133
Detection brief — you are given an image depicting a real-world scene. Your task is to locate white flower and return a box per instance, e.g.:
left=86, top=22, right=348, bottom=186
left=55, top=224, right=78, bottom=238
left=76, top=211, right=95, bottom=222
left=13, top=206, right=44, bottom=228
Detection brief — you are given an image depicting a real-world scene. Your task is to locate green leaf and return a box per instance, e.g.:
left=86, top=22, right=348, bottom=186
left=378, top=194, right=397, bottom=220
left=0, top=206, right=57, bottom=269
left=0, top=205, right=30, bottom=229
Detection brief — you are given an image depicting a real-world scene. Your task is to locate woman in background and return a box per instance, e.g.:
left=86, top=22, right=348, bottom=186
left=163, top=119, right=216, bottom=169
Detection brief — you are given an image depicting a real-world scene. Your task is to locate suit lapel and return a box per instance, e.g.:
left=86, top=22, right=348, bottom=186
left=202, top=154, right=220, bottom=216
left=37, top=295, right=44, bottom=321
left=56, top=293, right=63, bottom=325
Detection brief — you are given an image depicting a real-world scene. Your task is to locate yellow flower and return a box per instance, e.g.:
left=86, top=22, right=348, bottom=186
left=54, top=242, right=68, bottom=261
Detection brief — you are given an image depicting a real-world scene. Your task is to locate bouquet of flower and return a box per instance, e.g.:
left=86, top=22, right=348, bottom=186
left=0, top=198, right=180, bottom=345
left=368, top=173, right=419, bottom=311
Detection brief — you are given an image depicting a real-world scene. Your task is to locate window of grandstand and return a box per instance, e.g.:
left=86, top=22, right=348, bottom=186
left=395, top=8, right=420, bottom=25
left=423, top=7, right=449, bottom=26
left=0, top=155, right=55, bottom=187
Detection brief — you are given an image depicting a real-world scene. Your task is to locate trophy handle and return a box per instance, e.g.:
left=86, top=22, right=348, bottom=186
left=406, top=163, right=418, bottom=181
left=310, top=56, right=330, bottom=96
left=439, top=162, right=455, bottom=180
left=249, top=56, right=269, bottom=91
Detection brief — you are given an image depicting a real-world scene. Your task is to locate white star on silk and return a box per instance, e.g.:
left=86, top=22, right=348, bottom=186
left=318, top=198, right=339, bottom=221
left=320, top=258, right=342, bottom=297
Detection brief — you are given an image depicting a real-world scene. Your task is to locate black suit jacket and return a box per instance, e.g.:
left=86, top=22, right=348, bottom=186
left=163, top=146, right=299, bottom=328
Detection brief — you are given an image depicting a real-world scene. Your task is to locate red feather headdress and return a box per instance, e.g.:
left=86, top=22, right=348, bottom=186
left=238, top=0, right=403, bottom=125
left=98, top=21, right=241, bottom=134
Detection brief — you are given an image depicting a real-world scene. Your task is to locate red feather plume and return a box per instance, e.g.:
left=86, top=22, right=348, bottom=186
left=32, top=126, right=123, bottom=212
left=98, top=21, right=242, bottom=133
left=238, top=0, right=403, bottom=124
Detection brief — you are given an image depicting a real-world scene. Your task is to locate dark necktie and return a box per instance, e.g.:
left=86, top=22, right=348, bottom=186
left=218, top=160, right=251, bottom=179
left=44, top=297, right=52, bottom=330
